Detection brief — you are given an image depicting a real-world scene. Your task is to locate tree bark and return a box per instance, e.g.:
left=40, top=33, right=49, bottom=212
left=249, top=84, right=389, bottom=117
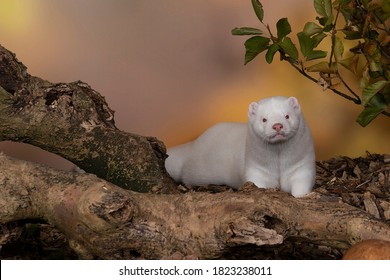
left=1, top=153, right=390, bottom=259
left=0, top=44, right=176, bottom=193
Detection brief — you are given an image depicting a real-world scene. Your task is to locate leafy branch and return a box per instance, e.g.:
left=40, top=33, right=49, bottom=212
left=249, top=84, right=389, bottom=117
left=232, top=0, right=390, bottom=126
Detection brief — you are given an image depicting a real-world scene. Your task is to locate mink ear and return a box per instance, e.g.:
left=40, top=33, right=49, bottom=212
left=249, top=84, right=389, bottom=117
left=248, top=102, right=258, bottom=119
left=287, top=97, right=301, bottom=111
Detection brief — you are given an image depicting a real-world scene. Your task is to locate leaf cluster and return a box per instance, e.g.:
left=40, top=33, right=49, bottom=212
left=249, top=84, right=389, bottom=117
left=232, top=0, right=390, bottom=126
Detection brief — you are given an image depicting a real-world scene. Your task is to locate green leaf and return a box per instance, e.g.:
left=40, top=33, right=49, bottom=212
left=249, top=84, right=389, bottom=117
left=357, top=106, right=386, bottom=126
left=368, top=2, right=390, bottom=22
left=342, top=30, right=362, bottom=40
left=307, top=61, right=337, bottom=73
left=297, top=32, right=327, bottom=61
left=357, top=94, right=388, bottom=126
left=369, top=60, right=383, bottom=72
left=280, top=37, right=298, bottom=61
left=361, top=80, right=388, bottom=105
left=307, top=50, right=327, bottom=61
left=265, top=43, right=280, bottom=64
left=318, top=18, right=334, bottom=29
left=251, top=0, right=264, bottom=22
left=339, top=55, right=359, bottom=74
left=333, top=36, right=344, bottom=62
left=297, top=32, right=312, bottom=58
left=360, top=68, right=370, bottom=89
left=383, top=0, right=390, bottom=13
left=314, top=0, right=333, bottom=18
left=312, top=32, right=327, bottom=48
left=231, top=27, right=263, bottom=36
left=339, top=0, right=352, bottom=5
left=315, top=0, right=334, bottom=29
left=244, top=36, right=270, bottom=65
left=276, top=18, right=292, bottom=40
left=380, top=1, right=390, bottom=21
left=303, top=22, right=323, bottom=36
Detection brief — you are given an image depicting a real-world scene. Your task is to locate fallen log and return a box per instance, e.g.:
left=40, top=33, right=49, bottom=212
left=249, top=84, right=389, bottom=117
left=1, top=154, right=390, bottom=259
left=0, top=44, right=175, bottom=193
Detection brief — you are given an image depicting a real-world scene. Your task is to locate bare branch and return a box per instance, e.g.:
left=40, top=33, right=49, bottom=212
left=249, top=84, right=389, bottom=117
left=0, top=44, right=176, bottom=193
left=1, top=154, right=390, bottom=259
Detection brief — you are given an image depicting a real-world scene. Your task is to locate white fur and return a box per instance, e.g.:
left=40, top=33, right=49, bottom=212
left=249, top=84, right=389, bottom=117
left=165, top=96, right=316, bottom=197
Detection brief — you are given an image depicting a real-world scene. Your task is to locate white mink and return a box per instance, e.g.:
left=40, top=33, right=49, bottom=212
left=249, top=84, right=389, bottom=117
left=165, top=96, right=316, bottom=197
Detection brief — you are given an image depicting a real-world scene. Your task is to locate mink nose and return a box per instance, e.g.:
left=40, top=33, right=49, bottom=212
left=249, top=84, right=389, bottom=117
left=272, top=123, right=283, bottom=132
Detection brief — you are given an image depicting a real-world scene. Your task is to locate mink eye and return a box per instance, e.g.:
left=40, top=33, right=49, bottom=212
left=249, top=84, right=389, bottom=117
left=285, top=115, right=290, bottom=120
left=262, top=118, right=267, bottom=123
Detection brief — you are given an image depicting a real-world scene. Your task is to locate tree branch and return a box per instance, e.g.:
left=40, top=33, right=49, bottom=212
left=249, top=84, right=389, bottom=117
left=0, top=44, right=176, bottom=193
left=1, top=154, right=390, bottom=259
left=288, top=60, right=362, bottom=104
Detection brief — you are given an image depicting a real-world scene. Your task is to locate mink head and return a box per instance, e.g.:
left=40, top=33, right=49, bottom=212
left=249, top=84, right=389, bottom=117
left=248, top=96, right=302, bottom=143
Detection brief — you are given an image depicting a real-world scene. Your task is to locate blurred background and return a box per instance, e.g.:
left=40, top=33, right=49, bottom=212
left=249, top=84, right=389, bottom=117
left=0, top=0, right=389, bottom=170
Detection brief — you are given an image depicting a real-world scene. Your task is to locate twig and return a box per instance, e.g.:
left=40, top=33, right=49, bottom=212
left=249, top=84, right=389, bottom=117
left=336, top=72, right=361, bottom=103
left=382, top=111, right=390, bottom=118
left=355, top=179, right=370, bottom=189
left=329, top=5, right=341, bottom=68
left=288, top=59, right=390, bottom=119
left=372, top=9, right=390, bottom=35
left=288, top=59, right=362, bottom=105
left=255, top=2, right=389, bottom=119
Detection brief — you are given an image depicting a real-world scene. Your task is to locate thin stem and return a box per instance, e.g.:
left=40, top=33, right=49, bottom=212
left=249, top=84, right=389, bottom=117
left=257, top=2, right=389, bottom=120
left=287, top=59, right=390, bottom=119
left=372, top=9, right=390, bottom=35
left=382, top=111, right=390, bottom=118
left=287, top=59, right=361, bottom=104
left=336, top=71, right=361, bottom=103
left=264, top=23, right=277, bottom=43
left=328, top=6, right=341, bottom=68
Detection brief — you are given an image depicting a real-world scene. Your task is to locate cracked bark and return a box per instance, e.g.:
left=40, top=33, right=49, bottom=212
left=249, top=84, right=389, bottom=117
left=0, top=44, right=176, bottom=193
left=1, top=154, right=390, bottom=259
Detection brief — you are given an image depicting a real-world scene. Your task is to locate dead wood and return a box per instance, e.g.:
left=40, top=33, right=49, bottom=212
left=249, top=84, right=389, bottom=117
left=0, top=44, right=176, bottom=193
left=1, top=154, right=390, bottom=259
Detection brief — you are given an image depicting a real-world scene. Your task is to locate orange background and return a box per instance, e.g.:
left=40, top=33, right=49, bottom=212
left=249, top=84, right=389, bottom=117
left=0, top=0, right=389, bottom=170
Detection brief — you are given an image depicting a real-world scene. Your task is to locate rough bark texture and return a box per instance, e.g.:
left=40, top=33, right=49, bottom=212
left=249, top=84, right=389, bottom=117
left=1, top=153, right=390, bottom=259
left=0, top=44, right=176, bottom=193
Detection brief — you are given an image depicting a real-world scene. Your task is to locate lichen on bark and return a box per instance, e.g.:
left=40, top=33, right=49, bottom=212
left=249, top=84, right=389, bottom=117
left=0, top=44, right=176, bottom=193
